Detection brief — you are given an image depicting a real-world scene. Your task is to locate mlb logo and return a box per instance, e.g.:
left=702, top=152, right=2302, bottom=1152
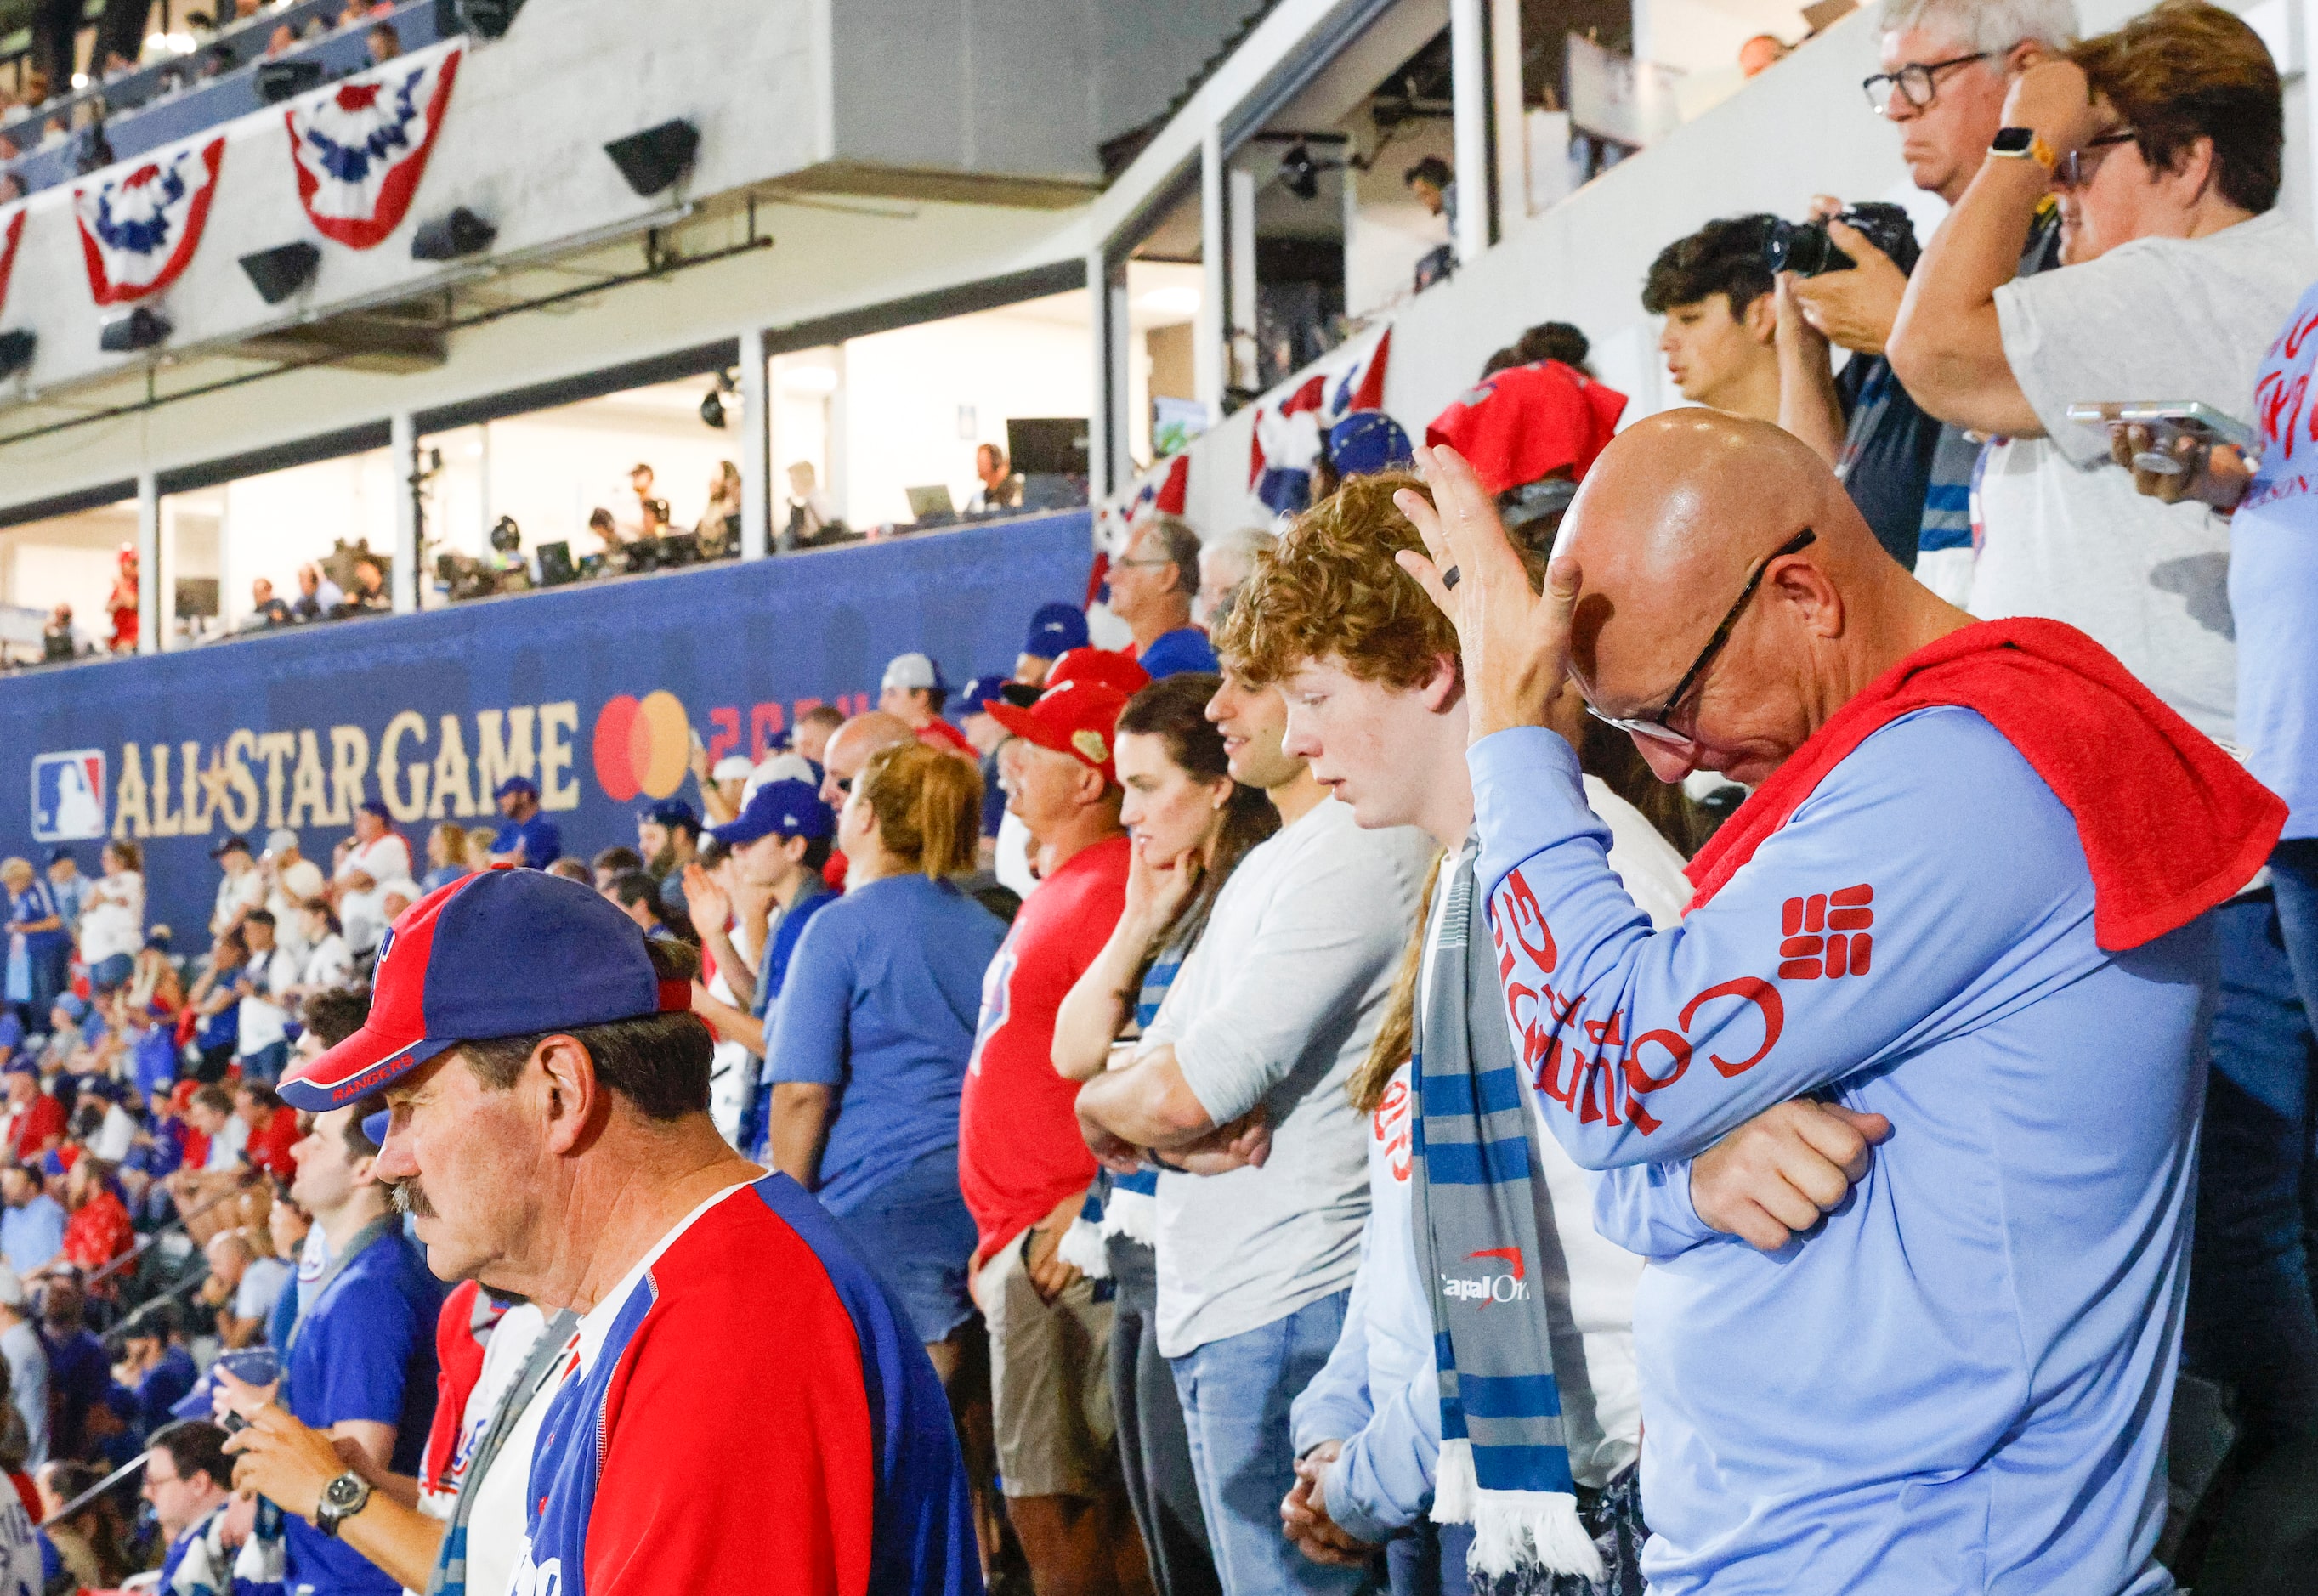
left=31, top=751, right=107, bottom=843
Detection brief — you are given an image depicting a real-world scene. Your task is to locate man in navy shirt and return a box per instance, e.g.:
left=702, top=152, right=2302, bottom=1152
left=1108, top=517, right=1216, bottom=678
left=218, top=1099, right=440, bottom=1595
left=489, top=778, right=561, bottom=871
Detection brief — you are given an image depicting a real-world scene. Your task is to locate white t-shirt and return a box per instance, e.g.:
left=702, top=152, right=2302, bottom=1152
left=203, top=1115, right=250, bottom=1172
left=337, top=834, right=414, bottom=953
left=93, top=1104, right=136, bottom=1163
left=302, top=933, right=353, bottom=992
left=236, top=948, right=296, bottom=1056
left=1973, top=209, right=2318, bottom=745
left=77, top=871, right=143, bottom=964
left=211, top=868, right=264, bottom=937
left=235, top=1255, right=291, bottom=1325
left=1144, top=796, right=1433, bottom=1357
left=420, top=1300, right=558, bottom=1596
left=706, top=919, right=763, bottom=1150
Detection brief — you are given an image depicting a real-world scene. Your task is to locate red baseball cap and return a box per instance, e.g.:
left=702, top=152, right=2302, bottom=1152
left=1045, top=646, right=1149, bottom=699
left=1425, top=360, right=1628, bottom=498
left=988, top=682, right=1131, bottom=785
left=278, top=865, right=690, bottom=1113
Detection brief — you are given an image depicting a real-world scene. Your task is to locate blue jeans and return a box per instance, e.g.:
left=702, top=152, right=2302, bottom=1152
left=2183, top=880, right=2318, bottom=1588
left=1169, top=1289, right=1381, bottom=1595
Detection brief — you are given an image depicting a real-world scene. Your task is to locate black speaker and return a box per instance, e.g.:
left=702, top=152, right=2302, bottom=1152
left=99, top=308, right=170, bottom=353
left=256, top=59, right=326, bottom=103
left=240, top=241, right=320, bottom=304
left=604, top=119, right=699, bottom=197
left=456, top=0, right=525, bottom=39
left=0, top=331, right=33, bottom=380
left=411, top=207, right=496, bottom=261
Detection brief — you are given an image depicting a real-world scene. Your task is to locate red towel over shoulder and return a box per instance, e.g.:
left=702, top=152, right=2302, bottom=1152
left=1685, top=617, right=2287, bottom=951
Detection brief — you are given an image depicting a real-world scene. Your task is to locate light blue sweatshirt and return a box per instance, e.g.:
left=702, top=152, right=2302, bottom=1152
left=1288, top=1062, right=1438, bottom=1543
left=1471, top=710, right=2204, bottom=1595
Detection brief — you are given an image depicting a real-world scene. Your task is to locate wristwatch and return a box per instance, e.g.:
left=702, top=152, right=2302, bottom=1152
left=315, top=1470, right=373, bottom=1539
left=1990, top=126, right=2057, bottom=172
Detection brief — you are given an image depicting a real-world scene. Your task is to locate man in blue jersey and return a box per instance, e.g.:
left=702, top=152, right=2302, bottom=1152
left=1396, top=411, right=2282, bottom=1593
left=488, top=778, right=561, bottom=870
left=276, top=867, right=976, bottom=1596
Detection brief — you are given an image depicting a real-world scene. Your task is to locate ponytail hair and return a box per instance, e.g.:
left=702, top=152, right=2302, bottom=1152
left=859, top=741, right=982, bottom=880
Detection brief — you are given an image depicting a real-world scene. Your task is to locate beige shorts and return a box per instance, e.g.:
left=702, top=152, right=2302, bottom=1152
left=974, top=1227, right=1116, bottom=1499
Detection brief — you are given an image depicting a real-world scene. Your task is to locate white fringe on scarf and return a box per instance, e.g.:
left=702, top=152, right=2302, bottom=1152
left=1097, top=1184, right=1160, bottom=1248
left=1055, top=1214, right=1111, bottom=1279
left=1431, top=1437, right=1607, bottom=1585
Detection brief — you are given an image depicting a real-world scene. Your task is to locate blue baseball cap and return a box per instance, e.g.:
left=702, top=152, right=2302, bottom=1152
left=1, top=1060, right=34, bottom=1078
left=956, top=675, right=1011, bottom=717
left=277, top=866, right=691, bottom=1112
left=709, top=779, right=835, bottom=848
left=1022, top=602, right=1089, bottom=661
left=43, top=848, right=75, bottom=867
left=356, top=798, right=392, bottom=820
left=1325, top=410, right=1414, bottom=478
left=54, top=995, right=88, bottom=1023
left=207, top=834, right=251, bottom=860
left=492, top=775, right=538, bottom=800
left=637, top=799, right=700, bottom=831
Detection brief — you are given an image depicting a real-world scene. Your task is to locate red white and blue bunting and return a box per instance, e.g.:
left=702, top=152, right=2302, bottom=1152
left=1246, top=325, right=1391, bottom=515
left=72, top=135, right=225, bottom=305
left=0, top=208, right=23, bottom=319
left=286, top=42, right=462, bottom=250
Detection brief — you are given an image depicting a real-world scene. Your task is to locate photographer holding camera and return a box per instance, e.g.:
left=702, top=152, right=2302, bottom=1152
left=1774, top=0, right=2078, bottom=589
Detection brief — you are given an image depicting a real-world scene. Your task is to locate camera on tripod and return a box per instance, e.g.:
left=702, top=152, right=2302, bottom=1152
left=1762, top=201, right=1920, bottom=278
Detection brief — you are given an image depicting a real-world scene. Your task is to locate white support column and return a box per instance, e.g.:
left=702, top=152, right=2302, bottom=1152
left=1449, top=0, right=1493, bottom=264
left=1227, top=160, right=1258, bottom=396
left=1087, top=246, right=1129, bottom=501
left=827, top=345, right=852, bottom=529
left=156, top=495, right=179, bottom=652
left=134, top=473, right=159, bottom=655
left=392, top=411, right=420, bottom=615
left=1490, top=0, right=1525, bottom=235
left=1197, top=124, right=1226, bottom=422
left=739, top=326, right=771, bottom=558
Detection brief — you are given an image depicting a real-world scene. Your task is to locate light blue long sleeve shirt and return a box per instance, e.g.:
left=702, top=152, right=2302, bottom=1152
left=1288, top=1063, right=1439, bottom=1544
left=1471, top=710, right=2203, bottom=1595
left=0, top=1197, right=63, bottom=1280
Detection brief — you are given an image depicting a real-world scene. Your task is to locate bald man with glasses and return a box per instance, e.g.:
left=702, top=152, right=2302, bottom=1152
left=1397, top=412, right=2283, bottom=1594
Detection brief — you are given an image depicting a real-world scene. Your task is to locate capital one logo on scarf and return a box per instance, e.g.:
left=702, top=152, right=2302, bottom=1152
left=1245, top=325, right=1391, bottom=515
left=1442, top=1246, right=1528, bottom=1306
left=286, top=42, right=463, bottom=249
left=72, top=136, right=224, bottom=305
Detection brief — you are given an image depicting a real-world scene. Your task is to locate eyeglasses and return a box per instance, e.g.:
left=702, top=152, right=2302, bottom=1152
left=1113, top=557, right=1176, bottom=570
left=1578, top=528, right=1816, bottom=750
left=1862, top=51, right=1990, bottom=114
left=2053, top=128, right=2138, bottom=191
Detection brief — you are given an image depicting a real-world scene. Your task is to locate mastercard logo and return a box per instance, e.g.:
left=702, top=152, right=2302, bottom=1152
left=592, top=690, right=692, bottom=802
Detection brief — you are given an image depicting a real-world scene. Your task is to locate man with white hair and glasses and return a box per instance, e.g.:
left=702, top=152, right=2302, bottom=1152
left=1775, top=0, right=2079, bottom=603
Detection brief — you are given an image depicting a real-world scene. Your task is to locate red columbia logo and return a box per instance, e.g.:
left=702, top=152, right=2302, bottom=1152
left=1442, top=1247, right=1527, bottom=1306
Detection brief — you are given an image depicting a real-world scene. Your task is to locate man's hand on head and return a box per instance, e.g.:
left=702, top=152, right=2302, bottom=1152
left=2001, top=59, right=2103, bottom=160
left=1395, top=444, right=1579, bottom=744
left=1692, top=1099, right=1891, bottom=1251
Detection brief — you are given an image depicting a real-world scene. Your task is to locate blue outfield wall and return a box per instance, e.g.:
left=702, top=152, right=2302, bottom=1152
left=0, top=512, right=1094, bottom=940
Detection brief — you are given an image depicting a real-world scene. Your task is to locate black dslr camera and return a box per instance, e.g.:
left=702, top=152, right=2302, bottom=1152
left=1763, top=201, right=1920, bottom=277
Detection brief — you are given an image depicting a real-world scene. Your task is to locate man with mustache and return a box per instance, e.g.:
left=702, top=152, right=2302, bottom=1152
left=273, top=869, right=979, bottom=1594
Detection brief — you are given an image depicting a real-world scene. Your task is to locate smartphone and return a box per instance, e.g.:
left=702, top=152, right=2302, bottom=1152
left=2068, top=401, right=2257, bottom=474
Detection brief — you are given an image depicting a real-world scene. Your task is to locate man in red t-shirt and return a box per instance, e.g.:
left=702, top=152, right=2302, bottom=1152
left=234, top=1081, right=299, bottom=1181
left=0, top=1064, right=64, bottom=1163
left=963, top=679, right=1143, bottom=1595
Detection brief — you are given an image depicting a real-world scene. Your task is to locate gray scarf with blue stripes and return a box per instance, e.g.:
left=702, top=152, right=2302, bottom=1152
left=1410, top=840, right=1604, bottom=1591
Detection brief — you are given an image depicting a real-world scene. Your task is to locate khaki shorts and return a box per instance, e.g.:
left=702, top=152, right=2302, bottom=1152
left=974, top=1226, right=1116, bottom=1499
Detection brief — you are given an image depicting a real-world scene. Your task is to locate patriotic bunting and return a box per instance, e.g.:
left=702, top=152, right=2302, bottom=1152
left=1246, top=325, right=1391, bottom=514
left=72, top=135, right=225, bottom=305
left=286, top=42, right=462, bottom=249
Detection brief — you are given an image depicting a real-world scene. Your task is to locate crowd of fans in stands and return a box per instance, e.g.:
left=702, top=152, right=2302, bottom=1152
left=3, top=0, right=2318, bottom=1593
